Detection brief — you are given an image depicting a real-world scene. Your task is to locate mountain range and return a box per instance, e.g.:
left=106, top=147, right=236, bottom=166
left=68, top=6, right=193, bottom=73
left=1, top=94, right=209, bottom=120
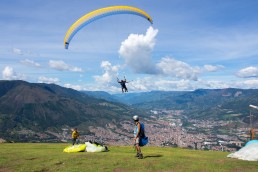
left=84, top=88, right=258, bottom=124
left=0, top=80, right=139, bottom=142
left=1, top=80, right=258, bottom=142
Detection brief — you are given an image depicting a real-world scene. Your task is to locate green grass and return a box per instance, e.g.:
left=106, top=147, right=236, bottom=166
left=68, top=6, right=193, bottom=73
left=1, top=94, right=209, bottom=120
left=0, top=143, right=258, bottom=172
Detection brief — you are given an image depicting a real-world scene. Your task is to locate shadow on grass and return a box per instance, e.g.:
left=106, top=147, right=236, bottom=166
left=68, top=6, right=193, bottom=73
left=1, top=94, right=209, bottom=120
left=144, top=154, right=163, bottom=159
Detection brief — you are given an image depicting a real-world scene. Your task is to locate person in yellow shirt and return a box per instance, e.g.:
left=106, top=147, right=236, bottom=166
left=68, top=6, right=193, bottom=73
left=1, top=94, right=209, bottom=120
left=72, top=128, right=79, bottom=145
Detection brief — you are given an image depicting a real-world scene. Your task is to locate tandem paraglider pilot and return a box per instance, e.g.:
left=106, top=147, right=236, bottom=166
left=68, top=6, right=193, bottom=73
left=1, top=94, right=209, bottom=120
left=117, top=78, right=128, bottom=93
left=71, top=128, right=79, bottom=145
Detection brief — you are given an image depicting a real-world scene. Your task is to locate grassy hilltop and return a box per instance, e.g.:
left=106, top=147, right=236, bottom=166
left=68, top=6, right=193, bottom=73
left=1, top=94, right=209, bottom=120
left=0, top=143, right=258, bottom=172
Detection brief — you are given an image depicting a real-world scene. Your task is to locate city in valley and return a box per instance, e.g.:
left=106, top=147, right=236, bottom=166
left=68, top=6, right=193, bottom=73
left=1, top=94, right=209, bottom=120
left=58, top=110, right=252, bottom=152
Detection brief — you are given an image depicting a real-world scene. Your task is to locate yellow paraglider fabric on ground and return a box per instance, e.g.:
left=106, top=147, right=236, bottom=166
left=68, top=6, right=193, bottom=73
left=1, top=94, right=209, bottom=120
left=64, top=6, right=153, bottom=49
left=63, top=144, right=86, bottom=153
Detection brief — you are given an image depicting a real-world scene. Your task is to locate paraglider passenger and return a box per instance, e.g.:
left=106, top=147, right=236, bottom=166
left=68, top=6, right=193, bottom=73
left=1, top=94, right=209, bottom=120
left=72, top=128, right=79, bottom=145
left=117, top=78, right=128, bottom=93
left=133, top=115, right=143, bottom=159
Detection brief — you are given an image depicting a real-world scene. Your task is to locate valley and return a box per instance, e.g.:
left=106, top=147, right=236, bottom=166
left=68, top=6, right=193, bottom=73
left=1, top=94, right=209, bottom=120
left=1, top=80, right=257, bottom=153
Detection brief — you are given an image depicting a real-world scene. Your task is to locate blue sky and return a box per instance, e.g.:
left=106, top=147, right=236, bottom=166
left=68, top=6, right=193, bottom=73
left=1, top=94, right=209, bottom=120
left=1, top=0, right=258, bottom=93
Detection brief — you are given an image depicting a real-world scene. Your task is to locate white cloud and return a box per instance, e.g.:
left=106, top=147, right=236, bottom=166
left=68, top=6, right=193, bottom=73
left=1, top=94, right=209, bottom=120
left=64, top=83, right=121, bottom=93
left=212, top=79, right=258, bottom=89
left=117, top=24, right=227, bottom=82
left=2, top=66, right=16, bottom=79
left=62, top=75, right=257, bottom=93
left=38, top=76, right=60, bottom=84
left=238, top=79, right=258, bottom=88
left=155, top=79, right=194, bottom=91
left=119, top=26, right=158, bottom=74
left=12, top=48, right=39, bottom=57
left=49, top=60, right=83, bottom=72
left=94, top=61, right=120, bottom=84
left=118, top=27, right=211, bottom=81
left=21, top=59, right=41, bottom=67
left=2, top=66, right=25, bottom=80
left=236, top=66, right=258, bottom=78
left=156, top=57, right=201, bottom=81
left=196, top=79, right=231, bottom=89
left=129, top=77, right=153, bottom=92
left=203, top=64, right=224, bottom=72
left=13, top=48, right=23, bottom=55
left=127, top=76, right=195, bottom=92
left=64, top=83, right=82, bottom=91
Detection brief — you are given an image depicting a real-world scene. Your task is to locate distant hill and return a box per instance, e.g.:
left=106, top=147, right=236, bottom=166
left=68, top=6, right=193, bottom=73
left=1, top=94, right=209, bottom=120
left=133, top=88, right=258, bottom=124
left=83, top=91, right=188, bottom=105
left=84, top=89, right=258, bottom=125
left=2, top=80, right=258, bottom=142
left=82, top=91, right=119, bottom=103
left=0, top=80, right=138, bottom=142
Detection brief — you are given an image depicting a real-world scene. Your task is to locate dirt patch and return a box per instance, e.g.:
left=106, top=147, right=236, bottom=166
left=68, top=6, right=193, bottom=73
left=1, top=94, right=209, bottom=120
left=55, top=161, right=64, bottom=166
left=0, top=168, right=12, bottom=172
left=113, top=168, right=135, bottom=172
left=34, top=168, right=50, bottom=172
left=25, top=157, right=37, bottom=160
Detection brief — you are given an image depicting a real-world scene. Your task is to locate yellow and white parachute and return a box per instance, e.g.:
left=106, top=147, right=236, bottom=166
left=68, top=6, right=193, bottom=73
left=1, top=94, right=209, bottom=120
left=64, top=6, right=153, bottom=49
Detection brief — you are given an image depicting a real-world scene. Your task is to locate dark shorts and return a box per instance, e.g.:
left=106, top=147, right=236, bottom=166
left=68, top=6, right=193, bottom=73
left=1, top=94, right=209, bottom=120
left=72, top=138, right=79, bottom=145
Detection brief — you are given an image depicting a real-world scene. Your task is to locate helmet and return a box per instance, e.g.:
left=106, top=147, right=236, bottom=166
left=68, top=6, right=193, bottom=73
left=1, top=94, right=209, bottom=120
left=133, top=115, right=139, bottom=121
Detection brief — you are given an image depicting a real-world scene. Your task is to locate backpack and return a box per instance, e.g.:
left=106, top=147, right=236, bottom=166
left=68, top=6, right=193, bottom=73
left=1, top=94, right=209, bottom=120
left=139, top=123, right=148, bottom=147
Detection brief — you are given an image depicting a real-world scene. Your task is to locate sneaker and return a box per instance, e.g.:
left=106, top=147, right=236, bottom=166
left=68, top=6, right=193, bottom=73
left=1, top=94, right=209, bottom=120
left=138, top=153, right=143, bottom=159
left=135, top=152, right=139, bottom=157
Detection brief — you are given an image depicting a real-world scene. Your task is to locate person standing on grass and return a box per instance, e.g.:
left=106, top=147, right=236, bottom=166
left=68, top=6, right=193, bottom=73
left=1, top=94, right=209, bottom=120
left=133, top=115, right=143, bottom=159
left=72, top=128, right=79, bottom=145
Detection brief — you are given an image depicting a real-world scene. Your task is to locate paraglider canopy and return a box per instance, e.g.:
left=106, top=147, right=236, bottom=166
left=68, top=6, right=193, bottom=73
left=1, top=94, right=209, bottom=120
left=64, top=6, right=153, bottom=49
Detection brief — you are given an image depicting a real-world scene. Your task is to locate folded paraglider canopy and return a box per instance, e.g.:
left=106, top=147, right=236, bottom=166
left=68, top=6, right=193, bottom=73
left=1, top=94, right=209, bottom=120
left=63, top=144, right=86, bottom=153
left=85, top=141, right=108, bottom=152
left=227, top=140, right=258, bottom=161
left=63, top=141, right=108, bottom=153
